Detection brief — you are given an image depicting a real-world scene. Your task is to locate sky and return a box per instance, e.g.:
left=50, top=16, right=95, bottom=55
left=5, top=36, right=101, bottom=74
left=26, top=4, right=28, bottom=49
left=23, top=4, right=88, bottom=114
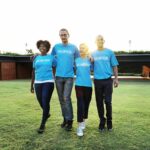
left=0, top=0, right=150, bottom=54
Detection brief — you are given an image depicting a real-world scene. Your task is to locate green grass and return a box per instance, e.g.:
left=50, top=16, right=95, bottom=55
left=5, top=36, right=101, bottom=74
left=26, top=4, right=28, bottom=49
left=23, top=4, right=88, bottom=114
left=0, top=80, right=150, bottom=150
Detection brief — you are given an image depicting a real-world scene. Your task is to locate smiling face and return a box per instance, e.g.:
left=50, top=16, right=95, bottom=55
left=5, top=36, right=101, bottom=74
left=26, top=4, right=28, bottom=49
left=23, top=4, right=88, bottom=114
left=39, top=44, right=47, bottom=55
left=96, top=35, right=105, bottom=49
left=59, top=30, right=69, bottom=44
left=79, top=43, right=89, bottom=57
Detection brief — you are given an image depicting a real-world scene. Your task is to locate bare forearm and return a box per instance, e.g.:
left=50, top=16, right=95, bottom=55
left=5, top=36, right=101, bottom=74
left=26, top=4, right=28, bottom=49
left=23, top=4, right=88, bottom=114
left=113, top=66, right=119, bottom=87
left=52, top=67, right=56, bottom=77
left=31, top=70, right=35, bottom=91
left=113, top=66, right=118, bottom=79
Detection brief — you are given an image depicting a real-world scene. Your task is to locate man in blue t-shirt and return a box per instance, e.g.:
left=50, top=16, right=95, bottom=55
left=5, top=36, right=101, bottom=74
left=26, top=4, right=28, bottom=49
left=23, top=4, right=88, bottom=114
left=51, top=28, right=79, bottom=131
left=92, top=35, right=119, bottom=132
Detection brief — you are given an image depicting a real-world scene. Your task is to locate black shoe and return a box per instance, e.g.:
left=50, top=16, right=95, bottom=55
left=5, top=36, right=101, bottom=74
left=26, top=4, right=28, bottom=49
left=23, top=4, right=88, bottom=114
left=99, top=118, right=106, bottom=132
left=61, top=118, right=67, bottom=128
left=37, top=124, right=45, bottom=134
left=107, top=121, right=113, bottom=131
left=65, top=120, right=73, bottom=131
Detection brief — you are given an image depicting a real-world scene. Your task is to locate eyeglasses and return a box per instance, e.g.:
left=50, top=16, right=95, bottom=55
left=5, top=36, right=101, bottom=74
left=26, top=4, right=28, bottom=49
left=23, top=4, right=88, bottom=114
left=59, top=34, right=68, bottom=37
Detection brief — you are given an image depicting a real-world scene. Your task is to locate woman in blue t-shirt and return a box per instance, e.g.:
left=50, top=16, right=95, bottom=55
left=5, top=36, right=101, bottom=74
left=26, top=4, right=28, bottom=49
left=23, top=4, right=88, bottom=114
left=75, top=43, right=93, bottom=136
left=31, top=40, right=55, bottom=133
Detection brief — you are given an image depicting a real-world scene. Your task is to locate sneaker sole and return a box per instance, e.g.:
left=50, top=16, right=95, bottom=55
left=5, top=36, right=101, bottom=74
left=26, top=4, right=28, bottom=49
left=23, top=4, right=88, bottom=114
left=108, top=128, right=113, bottom=132
left=99, top=128, right=105, bottom=132
left=77, top=133, right=83, bottom=136
left=37, top=129, right=45, bottom=134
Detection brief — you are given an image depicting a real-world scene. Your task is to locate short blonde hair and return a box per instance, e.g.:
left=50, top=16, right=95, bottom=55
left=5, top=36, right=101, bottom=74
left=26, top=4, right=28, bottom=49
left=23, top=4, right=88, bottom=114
left=79, top=43, right=90, bottom=56
left=96, top=35, right=104, bottom=41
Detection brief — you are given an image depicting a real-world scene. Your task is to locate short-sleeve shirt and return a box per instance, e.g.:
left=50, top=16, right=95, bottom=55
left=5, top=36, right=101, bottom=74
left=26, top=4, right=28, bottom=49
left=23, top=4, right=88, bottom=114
left=33, top=54, right=55, bottom=83
left=51, top=43, right=79, bottom=77
left=92, top=48, right=119, bottom=79
left=75, top=57, right=92, bottom=87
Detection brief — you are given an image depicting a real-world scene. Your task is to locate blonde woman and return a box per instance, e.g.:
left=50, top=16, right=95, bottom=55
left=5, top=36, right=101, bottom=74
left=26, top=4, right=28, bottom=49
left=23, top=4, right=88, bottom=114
left=75, top=43, right=93, bottom=136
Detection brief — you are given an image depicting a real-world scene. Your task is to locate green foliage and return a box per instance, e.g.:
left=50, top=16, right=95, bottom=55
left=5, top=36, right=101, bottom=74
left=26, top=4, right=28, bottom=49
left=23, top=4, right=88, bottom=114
left=26, top=49, right=34, bottom=55
left=118, top=73, right=141, bottom=76
left=0, top=50, right=36, bottom=56
left=0, top=50, right=150, bottom=56
left=1, top=52, right=21, bottom=56
left=115, top=50, right=150, bottom=54
left=0, top=80, right=150, bottom=150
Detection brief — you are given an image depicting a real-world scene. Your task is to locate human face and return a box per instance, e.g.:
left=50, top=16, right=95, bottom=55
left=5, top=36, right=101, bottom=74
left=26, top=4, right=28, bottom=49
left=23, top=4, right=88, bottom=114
left=96, top=35, right=105, bottom=49
left=59, top=30, right=69, bottom=44
left=39, top=44, right=47, bottom=55
left=79, top=44, right=88, bottom=57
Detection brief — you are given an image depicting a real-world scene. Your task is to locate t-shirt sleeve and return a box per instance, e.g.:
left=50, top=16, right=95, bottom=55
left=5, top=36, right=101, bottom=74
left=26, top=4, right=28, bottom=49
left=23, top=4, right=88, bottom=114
left=74, top=46, right=80, bottom=59
left=33, top=61, right=35, bottom=69
left=32, top=55, right=38, bottom=69
left=51, top=46, right=56, bottom=56
left=32, top=56, right=37, bottom=69
left=110, top=52, right=119, bottom=67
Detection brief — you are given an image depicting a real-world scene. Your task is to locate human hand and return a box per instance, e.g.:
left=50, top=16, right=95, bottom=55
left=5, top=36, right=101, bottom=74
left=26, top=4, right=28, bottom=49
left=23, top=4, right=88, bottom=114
left=114, top=78, right=119, bottom=88
left=30, top=86, right=34, bottom=93
left=87, top=55, right=94, bottom=62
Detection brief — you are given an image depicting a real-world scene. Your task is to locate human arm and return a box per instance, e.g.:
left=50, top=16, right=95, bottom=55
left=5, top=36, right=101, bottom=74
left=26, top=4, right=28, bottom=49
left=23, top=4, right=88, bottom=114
left=30, top=69, right=35, bottom=93
left=51, top=46, right=56, bottom=56
left=74, top=46, right=80, bottom=59
left=113, top=66, right=119, bottom=88
left=110, top=51, right=119, bottom=88
left=87, top=54, right=94, bottom=63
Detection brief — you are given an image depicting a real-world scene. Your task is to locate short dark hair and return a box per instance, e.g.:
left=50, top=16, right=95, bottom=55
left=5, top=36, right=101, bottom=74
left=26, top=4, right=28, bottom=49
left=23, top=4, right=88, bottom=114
left=59, top=28, right=69, bottom=36
left=36, top=40, right=51, bottom=52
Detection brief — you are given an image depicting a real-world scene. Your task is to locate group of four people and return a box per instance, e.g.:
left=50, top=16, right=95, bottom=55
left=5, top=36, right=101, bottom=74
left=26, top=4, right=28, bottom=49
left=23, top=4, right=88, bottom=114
left=30, top=28, right=119, bottom=136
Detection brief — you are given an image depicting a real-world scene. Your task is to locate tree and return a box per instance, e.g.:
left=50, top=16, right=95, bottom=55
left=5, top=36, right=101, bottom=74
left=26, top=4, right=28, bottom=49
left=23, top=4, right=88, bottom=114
left=26, top=49, right=34, bottom=54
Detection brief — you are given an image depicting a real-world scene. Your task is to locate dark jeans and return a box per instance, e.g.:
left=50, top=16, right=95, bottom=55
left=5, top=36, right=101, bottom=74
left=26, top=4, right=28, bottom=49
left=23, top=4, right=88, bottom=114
left=34, top=82, right=54, bottom=125
left=94, top=78, right=113, bottom=124
left=55, top=77, right=74, bottom=121
left=75, top=86, right=92, bottom=122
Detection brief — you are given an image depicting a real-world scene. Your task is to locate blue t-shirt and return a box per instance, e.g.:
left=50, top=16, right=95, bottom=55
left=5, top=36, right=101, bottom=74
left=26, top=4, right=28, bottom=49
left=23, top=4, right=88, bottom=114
left=33, top=54, right=55, bottom=82
left=75, top=57, right=92, bottom=87
left=51, top=43, right=79, bottom=77
left=92, top=48, right=119, bottom=79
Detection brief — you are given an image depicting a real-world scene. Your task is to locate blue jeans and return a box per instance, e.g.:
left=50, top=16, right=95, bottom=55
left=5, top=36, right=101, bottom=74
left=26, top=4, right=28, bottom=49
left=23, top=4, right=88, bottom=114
left=34, top=82, right=54, bottom=125
left=55, top=77, right=74, bottom=121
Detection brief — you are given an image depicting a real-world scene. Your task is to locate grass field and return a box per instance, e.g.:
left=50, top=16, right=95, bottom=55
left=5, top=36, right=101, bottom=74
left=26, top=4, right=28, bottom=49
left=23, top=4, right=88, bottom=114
left=0, top=80, right=150, bottom=150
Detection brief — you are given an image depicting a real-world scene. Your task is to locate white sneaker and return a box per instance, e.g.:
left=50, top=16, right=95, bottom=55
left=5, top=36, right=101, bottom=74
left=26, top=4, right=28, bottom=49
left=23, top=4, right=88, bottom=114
left=80, top=122, right=85, bottom=130
left=77, top=127, right=83, bottom=136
